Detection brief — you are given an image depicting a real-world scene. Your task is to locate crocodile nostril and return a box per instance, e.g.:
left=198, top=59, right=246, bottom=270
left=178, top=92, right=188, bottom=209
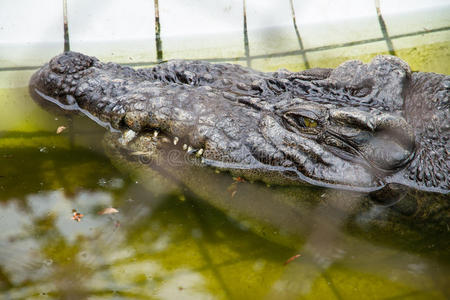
left=50, top=51, right=95, bottom=74
left=373, top=113, right=416, bottom=153
left=361, top=132, right=415, bottom=171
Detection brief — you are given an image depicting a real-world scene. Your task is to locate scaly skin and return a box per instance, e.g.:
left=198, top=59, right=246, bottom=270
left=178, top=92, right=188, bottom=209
left=29, top=52, right=449, bottom=193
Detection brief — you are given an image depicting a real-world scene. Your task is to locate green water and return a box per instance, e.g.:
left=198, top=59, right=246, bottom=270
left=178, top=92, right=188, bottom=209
left=0, top=44, right=449, bottom=299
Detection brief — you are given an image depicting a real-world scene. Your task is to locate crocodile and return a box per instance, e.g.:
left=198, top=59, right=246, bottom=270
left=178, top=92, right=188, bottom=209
left=29, top=51, right=449, bottom=194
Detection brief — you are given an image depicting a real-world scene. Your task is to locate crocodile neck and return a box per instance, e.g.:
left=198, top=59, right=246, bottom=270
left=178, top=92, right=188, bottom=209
left=401, top=72, right=449, bottom=189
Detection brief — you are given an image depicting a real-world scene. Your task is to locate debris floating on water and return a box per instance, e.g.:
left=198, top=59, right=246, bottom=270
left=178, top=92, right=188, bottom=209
left=227, top=182, right=238, bottom=198
left=284, top=254, right=302, bottom=265
left=97, top=207, right=119, bottom=215
left=233, top=176, right=245, bottom=183
left=227, top=177, right=246, bottom=198
left=72, top=209, right=84, bottom=222
left=56, top=126, right=67, bottom=134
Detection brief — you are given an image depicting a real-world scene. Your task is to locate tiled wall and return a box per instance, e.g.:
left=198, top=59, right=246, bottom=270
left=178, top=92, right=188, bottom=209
left=0, top=0, right=449, bottom=83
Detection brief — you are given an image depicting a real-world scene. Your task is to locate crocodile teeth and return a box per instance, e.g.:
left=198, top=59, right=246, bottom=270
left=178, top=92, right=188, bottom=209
left=187, top=146, right=193, bottom=153
left=196, top=148, right=204, bottom=157
left=182, top=144, right=188, bottom=150
left=153, top=130, right=159, bottom=137
left=173, top=137, right=179, bottom=145
left=119, top=129, right=136, bottom=146
left=161, top=137, right=170, bottom=143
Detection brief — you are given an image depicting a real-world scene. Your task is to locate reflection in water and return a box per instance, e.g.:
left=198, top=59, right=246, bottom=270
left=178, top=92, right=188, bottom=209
left=0, top=125, right=448, bottom=299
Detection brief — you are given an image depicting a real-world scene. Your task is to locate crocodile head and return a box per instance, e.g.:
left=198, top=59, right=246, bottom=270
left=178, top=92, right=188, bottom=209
left=29, top=52, right=449, bottom=193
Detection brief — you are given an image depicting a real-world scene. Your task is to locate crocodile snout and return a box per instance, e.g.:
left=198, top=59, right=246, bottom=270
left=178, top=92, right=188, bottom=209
left=49, top=51, right=96, bottom=74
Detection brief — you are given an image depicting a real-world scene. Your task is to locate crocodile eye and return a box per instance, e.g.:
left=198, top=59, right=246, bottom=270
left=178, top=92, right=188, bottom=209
left=304, top=118, right=317, bottom=128
left=283, top=111, right=320, bottom=132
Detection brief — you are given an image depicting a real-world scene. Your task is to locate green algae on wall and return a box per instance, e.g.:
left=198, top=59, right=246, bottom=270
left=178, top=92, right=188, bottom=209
left=252, top=41, right=450, bottom=74
left=395, top=41, right=450, bottom=74
left=0, top=87, right=57, bottom=132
